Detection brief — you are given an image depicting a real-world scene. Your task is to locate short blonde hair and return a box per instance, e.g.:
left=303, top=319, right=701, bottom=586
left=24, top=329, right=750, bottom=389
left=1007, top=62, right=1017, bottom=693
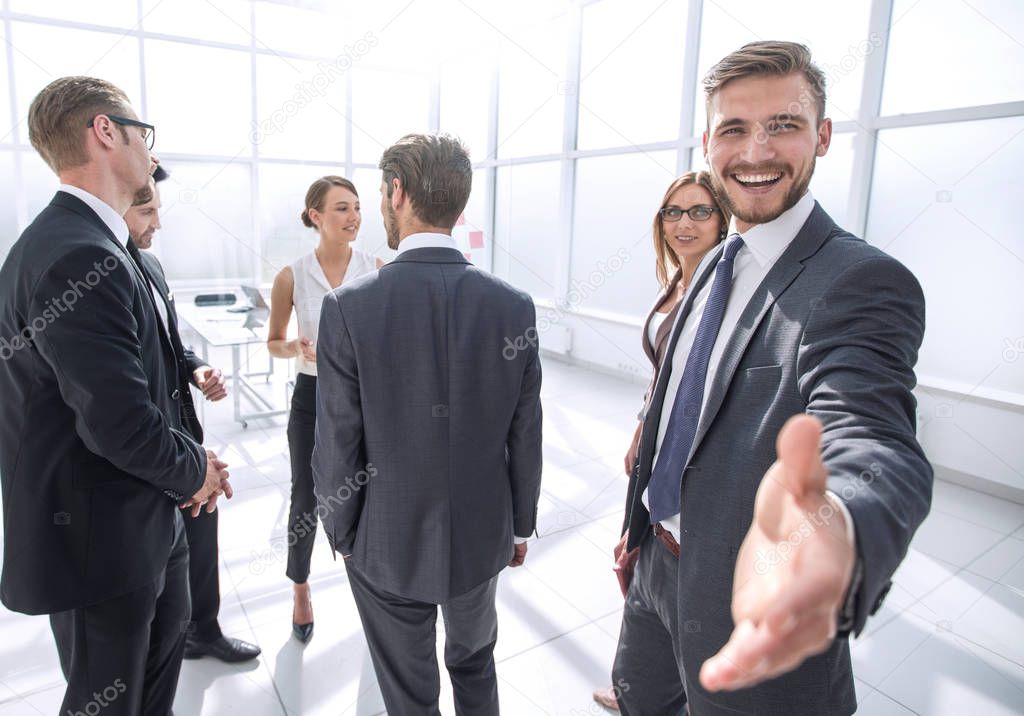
left=28, top=76, right=133, bottom=172
left=703, top=41, right=827, bottom=127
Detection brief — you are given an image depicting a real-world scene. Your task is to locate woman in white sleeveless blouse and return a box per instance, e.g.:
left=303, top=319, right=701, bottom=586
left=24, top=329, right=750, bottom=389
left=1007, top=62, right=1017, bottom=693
left=266, top=176, right=383, bottom=643
left=593, top=170, right=729, bottom=712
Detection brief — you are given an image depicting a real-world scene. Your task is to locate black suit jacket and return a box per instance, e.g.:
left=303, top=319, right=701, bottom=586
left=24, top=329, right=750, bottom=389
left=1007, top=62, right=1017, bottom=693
left=0, top=191, right=207, bottom=615
left=131, top=244, right=206, bottom=443
left=623, top=204, right=932, bottom=714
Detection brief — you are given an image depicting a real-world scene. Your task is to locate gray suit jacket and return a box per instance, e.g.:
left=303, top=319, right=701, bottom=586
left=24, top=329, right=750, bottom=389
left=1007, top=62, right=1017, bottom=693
left=623, top=203, right=932, bottom=715
left=312, top=247, right=543, bottom=603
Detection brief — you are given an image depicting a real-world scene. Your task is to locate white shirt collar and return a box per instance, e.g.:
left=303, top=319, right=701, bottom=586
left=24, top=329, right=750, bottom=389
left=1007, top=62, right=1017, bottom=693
left=396, top=232, right=458, bottom=256
left=728, top=190, right=815, bottom=267
left=58, top=183, right=129, bottom=245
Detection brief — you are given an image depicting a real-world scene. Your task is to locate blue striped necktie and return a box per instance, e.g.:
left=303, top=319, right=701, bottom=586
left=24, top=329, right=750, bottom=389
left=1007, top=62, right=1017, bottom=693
left=648, top=234, right=745, bottom=524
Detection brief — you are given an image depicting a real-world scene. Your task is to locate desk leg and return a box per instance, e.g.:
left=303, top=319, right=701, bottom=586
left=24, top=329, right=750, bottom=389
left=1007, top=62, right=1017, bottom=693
left=232, top=344, right=245, bottom=428
left=197, top=337, right=209, bottom=427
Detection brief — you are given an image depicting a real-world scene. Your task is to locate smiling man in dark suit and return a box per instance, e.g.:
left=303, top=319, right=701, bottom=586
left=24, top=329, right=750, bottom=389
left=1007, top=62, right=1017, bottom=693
left=611, top=42, right=932, bottom=715
left=124, top=166, right=260, bottom=664
left=0, top=76, right=232, bottom=715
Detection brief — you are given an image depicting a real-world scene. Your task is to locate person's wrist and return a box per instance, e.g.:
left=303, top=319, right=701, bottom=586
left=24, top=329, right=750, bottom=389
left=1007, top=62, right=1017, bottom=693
left=824, top=491, right=860, bottom=635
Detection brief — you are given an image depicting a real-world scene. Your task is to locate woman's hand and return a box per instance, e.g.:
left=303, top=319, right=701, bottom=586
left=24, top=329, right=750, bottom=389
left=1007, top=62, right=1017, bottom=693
left=623, top=421, right=643, bottom=476
left=294, top=337, right=316, bottom=363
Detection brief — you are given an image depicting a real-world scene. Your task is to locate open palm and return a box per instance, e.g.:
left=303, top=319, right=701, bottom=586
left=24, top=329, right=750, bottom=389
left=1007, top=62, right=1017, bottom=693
left=700, top=414, right=855, bottom=692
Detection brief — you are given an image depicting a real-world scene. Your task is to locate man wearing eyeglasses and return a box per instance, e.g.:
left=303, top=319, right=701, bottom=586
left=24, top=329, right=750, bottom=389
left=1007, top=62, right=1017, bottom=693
left=0, top=76, right=232, bottom=715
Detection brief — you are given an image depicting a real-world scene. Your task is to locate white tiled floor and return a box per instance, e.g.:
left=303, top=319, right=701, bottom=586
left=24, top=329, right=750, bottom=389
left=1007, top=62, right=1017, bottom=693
left=1, top=356, right=1023, bottom=715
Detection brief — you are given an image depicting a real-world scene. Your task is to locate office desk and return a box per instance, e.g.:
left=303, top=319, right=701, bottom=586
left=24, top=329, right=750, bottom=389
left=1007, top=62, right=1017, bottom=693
left=176, top=301, right=289, bottom=428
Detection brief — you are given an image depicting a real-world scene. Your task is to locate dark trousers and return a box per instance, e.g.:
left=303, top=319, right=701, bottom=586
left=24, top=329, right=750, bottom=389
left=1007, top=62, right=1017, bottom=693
left=286, top=372, right=318, bottom=583
left=50, top=510, right=191, bottom=716
left=182, top=504, right=221, bottom=641
left=346, top=562, right=500, bottom=716
left=612, top=528, right=688, bottom=716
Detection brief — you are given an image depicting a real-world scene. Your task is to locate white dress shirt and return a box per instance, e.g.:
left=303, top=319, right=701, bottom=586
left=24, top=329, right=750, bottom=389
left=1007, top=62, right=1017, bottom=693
left=290, top=248, right=378, bottom=377
left=58, top=183, right=171, bottom=336
left=643, top=192, right=855, bottom=547
left=58, top=183, right=128, bottom=244
left=395, top=231, right=459, bottom=255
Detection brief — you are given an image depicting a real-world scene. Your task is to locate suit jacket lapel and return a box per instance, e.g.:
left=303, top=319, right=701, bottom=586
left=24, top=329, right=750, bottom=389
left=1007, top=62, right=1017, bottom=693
left=653, top=292, right=683, bottom=366
left=686, top=203, right=837, bottom=463
left=125, top=240, right=177, bottom=364
left=51, top=192, right=181, bottom=385
left=642, top=269, right=681, bottom=368
left=138, top=250, right=182, bottom=343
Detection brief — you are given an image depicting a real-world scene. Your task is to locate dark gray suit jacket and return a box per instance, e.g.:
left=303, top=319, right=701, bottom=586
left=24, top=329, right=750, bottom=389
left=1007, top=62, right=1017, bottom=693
left=623, top=203, right=932, bottom=715
left=312, top=247, right=543, bottom=603
left=0, top=192, right=206, bottom=615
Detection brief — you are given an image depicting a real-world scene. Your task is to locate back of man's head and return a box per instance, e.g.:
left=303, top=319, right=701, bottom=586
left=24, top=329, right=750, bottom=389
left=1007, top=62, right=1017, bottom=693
left=28, top=76, right=133, bottom=173
left=379, top=133, right=472, bottom=229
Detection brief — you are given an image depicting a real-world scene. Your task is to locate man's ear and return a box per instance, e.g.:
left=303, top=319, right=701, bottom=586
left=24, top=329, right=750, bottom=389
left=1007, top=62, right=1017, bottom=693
left=89, top=115, right=120, bottom=151
left=816, top=117, right=833, bottom=158
left=389, top=176, right=405, bottom=210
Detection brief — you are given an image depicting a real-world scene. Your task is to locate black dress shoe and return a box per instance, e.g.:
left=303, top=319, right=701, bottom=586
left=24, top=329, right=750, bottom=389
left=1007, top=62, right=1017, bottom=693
left=184, top=635, right=261, bottom=663
left=292, top=621, right=314, bottom=644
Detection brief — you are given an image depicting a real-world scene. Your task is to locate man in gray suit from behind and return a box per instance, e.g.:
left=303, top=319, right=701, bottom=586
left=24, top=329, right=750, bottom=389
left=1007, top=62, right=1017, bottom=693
left=312, top=133, right=543, bottom=715
left=612, top=42, right=932, bottom=714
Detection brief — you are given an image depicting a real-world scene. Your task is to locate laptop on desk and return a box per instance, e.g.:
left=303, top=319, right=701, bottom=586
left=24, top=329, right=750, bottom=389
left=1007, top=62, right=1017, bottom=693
left=228, top=285, right=270, bottom=312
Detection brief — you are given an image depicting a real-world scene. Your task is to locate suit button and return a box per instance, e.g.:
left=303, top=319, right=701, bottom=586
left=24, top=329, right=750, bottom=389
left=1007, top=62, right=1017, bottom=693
left=431, top=404, right=449, bottom=418
left=171, top=389, right=181, bottom=400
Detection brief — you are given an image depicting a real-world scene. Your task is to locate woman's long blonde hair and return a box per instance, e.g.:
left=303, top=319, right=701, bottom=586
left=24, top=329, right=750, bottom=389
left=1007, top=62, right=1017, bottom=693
left=652, top=171, right=730, bottom=288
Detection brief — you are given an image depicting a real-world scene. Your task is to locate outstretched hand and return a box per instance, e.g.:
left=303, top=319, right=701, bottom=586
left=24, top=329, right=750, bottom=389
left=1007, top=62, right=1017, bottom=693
left=700, top=415, right=855, bottom=692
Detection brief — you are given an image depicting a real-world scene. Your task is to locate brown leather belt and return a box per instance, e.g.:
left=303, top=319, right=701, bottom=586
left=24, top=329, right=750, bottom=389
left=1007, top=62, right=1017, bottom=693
left=653, top=522, right=680, bottom=558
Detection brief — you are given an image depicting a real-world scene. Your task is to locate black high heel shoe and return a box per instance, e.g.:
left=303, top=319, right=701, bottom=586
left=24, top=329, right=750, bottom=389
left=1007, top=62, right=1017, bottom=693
left=292, top=621, right=314, bottom=644
left=292, top=591, right=313, bottom=644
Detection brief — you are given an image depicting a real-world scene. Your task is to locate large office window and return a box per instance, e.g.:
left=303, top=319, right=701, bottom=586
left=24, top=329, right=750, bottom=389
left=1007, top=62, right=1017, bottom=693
left=577, top=0, right=688, bottom=150
left=493, top=161, right=562, bottom=302
left=0, top=0, right=1021, bottom=406
left=145, top=41, right=252, bottom=158
left=866, top=116, right=1024, bottom=395
left=882, top=0, right=1024, bottom=114
left=496, top=17, right=568, bottom=159
left=570, top=151, right=676, bottom=317
left=692, top=0, right=873, bottom=126
left=255, top=55, right=347, bottom=162
left=351, top=68, right=432, bottom=164
left=151, top=161, right=254, bottom=282
left=10, top=22, right=141, bottom=131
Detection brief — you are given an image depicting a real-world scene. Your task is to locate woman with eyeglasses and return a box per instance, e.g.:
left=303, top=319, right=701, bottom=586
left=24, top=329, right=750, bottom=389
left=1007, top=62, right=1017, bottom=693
left=593, top=170, right=730, bottom=713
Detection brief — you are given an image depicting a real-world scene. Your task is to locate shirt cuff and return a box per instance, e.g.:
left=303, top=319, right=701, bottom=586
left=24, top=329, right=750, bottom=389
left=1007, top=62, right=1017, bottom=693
left=514, top=535, right=529, bottom=544
left=825, top=490, right=856, bottom=550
